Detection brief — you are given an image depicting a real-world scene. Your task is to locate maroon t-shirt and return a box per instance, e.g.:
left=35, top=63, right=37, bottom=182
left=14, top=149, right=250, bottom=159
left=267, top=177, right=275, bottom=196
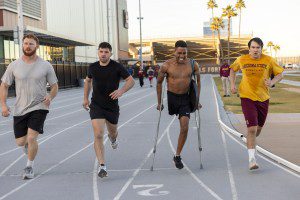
left=220, top=64, right=230, bottom=77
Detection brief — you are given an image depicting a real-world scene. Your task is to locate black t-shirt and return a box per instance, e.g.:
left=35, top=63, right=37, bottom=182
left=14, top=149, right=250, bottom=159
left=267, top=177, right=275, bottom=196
left=88, top=60, right=130, bottom=111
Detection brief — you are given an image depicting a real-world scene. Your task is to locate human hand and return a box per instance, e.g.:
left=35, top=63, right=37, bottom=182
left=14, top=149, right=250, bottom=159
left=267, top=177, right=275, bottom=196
left=82, top=99, right=90, bottom=111
left=43, top=95, right=52, bottom=107
left=110, top=89, right=124, bottom=100
left=264, top=78, right=273, bottom=88
left=156, top=104, right=164, bottom=111
left=1, top=105, right=10, bottom=117
left=231, top=85, right=237, bottom=94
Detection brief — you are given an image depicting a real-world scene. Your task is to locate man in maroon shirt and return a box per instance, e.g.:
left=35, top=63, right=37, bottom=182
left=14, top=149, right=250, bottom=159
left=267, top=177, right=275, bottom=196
left=220, top=60, right=230, bottom=97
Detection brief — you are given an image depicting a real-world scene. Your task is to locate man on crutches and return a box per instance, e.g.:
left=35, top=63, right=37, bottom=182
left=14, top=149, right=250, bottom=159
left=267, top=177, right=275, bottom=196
left=155, top=40, right=202, bottom=169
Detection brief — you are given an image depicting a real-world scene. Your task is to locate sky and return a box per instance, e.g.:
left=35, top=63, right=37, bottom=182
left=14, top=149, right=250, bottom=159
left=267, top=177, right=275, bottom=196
left=127, top=0, right=300, bottom=57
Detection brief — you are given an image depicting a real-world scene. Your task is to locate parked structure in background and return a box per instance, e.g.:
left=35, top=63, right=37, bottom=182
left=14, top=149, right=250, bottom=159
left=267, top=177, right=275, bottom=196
left=0, top=0, right=129, bottom=90
left=129, top=35, right=251, bottom=74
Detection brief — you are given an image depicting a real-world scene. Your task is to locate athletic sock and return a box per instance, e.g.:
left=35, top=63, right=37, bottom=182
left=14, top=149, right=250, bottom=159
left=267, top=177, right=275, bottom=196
left=248, top=149, right=256, bottom=161
left=26, top=160, right=34, bottom=167
left=100, top=164, right=106, bottom=170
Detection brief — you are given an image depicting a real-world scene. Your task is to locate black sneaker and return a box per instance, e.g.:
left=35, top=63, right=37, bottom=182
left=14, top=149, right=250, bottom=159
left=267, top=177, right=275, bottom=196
left=98, top=166, right=108, bottom=178
left=173, top=155, right=184, bottom=169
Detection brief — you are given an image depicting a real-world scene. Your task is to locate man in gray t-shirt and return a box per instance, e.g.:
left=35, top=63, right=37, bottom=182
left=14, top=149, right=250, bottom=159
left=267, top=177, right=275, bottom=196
left=0, top=34, right=58, bottom=179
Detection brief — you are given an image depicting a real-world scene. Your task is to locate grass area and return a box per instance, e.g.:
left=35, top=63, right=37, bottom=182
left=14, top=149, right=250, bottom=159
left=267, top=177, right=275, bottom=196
left=283, top=75, right=300, bottom=82
left=213, top=77, right=300, bottom=114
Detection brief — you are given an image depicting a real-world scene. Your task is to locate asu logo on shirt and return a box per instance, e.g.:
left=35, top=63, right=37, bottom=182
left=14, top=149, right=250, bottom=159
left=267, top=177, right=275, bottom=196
left=230, top=54, right=284, bottom=102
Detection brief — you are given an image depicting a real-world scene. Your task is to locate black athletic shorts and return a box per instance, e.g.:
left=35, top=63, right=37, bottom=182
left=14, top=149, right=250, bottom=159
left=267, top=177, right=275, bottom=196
left=167, top=91, right=191, bottom=119
left=89, top=103, right=120, bottom=124
left=13, top=109, right=49, bottom=139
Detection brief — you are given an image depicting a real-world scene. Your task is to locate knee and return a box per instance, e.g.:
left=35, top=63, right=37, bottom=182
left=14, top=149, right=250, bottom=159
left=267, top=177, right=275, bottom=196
left=247, top=127, right=257, bottom=136
left=16, top=139, right=26, bottom=147
left=27, top=134, right=37, bottom=144
left=94, top=132, right=104, bottom=140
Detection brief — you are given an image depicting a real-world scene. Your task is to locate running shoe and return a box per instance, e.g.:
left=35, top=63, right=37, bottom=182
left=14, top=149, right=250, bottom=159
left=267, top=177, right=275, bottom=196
left=98, top=165, right=108, bottom=178
left=23, top=166, right=34, bottom=179
left=173, top=155, right=184, bottom=169
left=23, top=143, right=28, bottom=155
left=108, top=135, right=118, bottom=150
left=249, top=158, right=259, bottom=170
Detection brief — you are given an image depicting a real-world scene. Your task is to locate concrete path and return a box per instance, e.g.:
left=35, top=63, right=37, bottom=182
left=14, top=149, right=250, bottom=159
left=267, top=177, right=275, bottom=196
left=0, top=77, right=299, bottom=200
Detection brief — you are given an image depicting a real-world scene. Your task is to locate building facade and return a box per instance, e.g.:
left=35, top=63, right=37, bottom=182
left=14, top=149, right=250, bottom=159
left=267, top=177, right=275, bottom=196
left=203, top=18, right=231, bottom=37
left=0, top=0, right=129, bottom=63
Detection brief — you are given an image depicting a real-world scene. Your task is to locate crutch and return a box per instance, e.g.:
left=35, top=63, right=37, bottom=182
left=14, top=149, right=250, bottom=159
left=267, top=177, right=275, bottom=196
left=150, top=78, right=166, bottom=171
left=194, top=75, right=203, bottom=169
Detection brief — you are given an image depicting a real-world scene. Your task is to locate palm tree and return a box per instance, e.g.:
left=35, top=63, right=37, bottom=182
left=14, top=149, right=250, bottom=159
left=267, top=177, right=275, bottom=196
left=273, top=45, right=280, bottom=59
left=235, top=0, right=246, bottom=53
left=222, top=5, right=237, bottom=63
left=207, top=0, right=218, bottom=49
left=267, top=41, right=274, bottom=56
left=210, top=17, right=225, bottom=64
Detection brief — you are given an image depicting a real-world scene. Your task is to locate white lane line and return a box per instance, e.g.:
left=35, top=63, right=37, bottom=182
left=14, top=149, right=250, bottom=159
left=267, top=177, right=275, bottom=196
left=211, top=75, right=300, bottom=177
left=93, top=99, right=162, bottom=200
left=166, top=128, right=223, bottom=200
left=1, top=167, right=177, bottom=177
left=112, top=116, right=176, bottom=200
left=221, top=126, right=300, bottom=179
left=0, top=120, right=90, bottom=176
left=0, top=130, right=13, bottom=136
left=0, top=87, right=148, bottom=127
left=0, top=90, right=153, bottom=157
left=0, top=90, right=157, bottom=198
left=220, top=129, right=238, bottom=200
left=0, top=143, right=93, bottom=200
left=0, top=88, right=149, bottom=137
left=0, top=134, right=52, bottom=157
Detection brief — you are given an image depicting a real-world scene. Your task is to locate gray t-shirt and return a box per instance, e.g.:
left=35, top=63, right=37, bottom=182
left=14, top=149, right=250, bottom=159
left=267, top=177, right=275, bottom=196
left=1, top=56, right=58, bottom=116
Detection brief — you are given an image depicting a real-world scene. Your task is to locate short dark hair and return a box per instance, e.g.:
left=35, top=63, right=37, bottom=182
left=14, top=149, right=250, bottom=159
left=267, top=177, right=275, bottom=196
left=248, top=37, right=263, bottom=48
left=175, top=40, right=187, bottom=48
left=23, top=33, right=39, bottom=45
left=98, top=42, right=112, bottom=51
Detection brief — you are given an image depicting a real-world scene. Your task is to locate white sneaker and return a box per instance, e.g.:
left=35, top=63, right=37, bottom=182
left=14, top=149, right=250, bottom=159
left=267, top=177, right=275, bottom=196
left=23, top=166, right=34, bottom=179
left=22, top=143, right=28, bottom=155
left=98, top=165, right=108, bottom=178
left=108, top=135, right=118, bottom=150
left=249, top=158, right=259, bottom=170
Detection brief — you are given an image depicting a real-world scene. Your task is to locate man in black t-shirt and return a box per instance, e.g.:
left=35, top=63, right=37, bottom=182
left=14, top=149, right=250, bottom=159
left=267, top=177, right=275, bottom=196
left=83, top=42, right=135, bottom=178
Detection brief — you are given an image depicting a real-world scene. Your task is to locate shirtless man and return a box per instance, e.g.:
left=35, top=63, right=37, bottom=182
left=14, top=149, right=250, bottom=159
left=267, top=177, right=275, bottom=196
left=156, top=40, right=201, bottom=169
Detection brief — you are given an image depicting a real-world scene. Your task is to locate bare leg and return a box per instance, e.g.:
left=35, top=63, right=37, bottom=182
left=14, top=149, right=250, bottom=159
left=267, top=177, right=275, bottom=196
left=247, top=126, right=257, bottom=149
left=105, top=120, right=118, bottom=141
left=27, top=128, right=39, bottom=161
left=92, top=119, right=106, bottom=164
left=15, top=135, right=27, bottom=147
left=176, top=116, right=189, bottom=155
left=256, top=126, right=263, bottom=137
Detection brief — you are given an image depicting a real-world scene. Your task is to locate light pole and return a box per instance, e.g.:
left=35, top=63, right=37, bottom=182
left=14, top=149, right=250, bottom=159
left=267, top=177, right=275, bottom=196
left=137, top=0, right=143, bottom=69
left=17, top=0, right=24, bottom=57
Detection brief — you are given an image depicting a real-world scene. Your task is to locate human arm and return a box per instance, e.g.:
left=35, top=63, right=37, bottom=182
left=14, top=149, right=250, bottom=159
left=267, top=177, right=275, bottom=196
left=43, top=83, right=58, bottom=107
left=265, top=73, right=283, bottom=88
left=156, top=64, right=167, bottom=110
left=83, top=77, right=92, bottom=110
left=0, top=82, right=10, bottom=117
left=110, top=76, right=135, bottom=100
left=229, top=69, right=237, bottom=94
left=194, top=62, right=202, bottom=109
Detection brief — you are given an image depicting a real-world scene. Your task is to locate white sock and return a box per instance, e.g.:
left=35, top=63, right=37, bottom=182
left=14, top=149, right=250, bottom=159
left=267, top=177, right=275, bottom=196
left=248, top=149, right=256, bottom=161
left=26, top=160, right=34, bottom=167
left=248, top=149, right=256, bottom=160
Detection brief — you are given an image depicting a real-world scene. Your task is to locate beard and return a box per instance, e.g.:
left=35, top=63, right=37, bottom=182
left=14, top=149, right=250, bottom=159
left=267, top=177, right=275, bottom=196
left=23, top=48, right=37, bottom=57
